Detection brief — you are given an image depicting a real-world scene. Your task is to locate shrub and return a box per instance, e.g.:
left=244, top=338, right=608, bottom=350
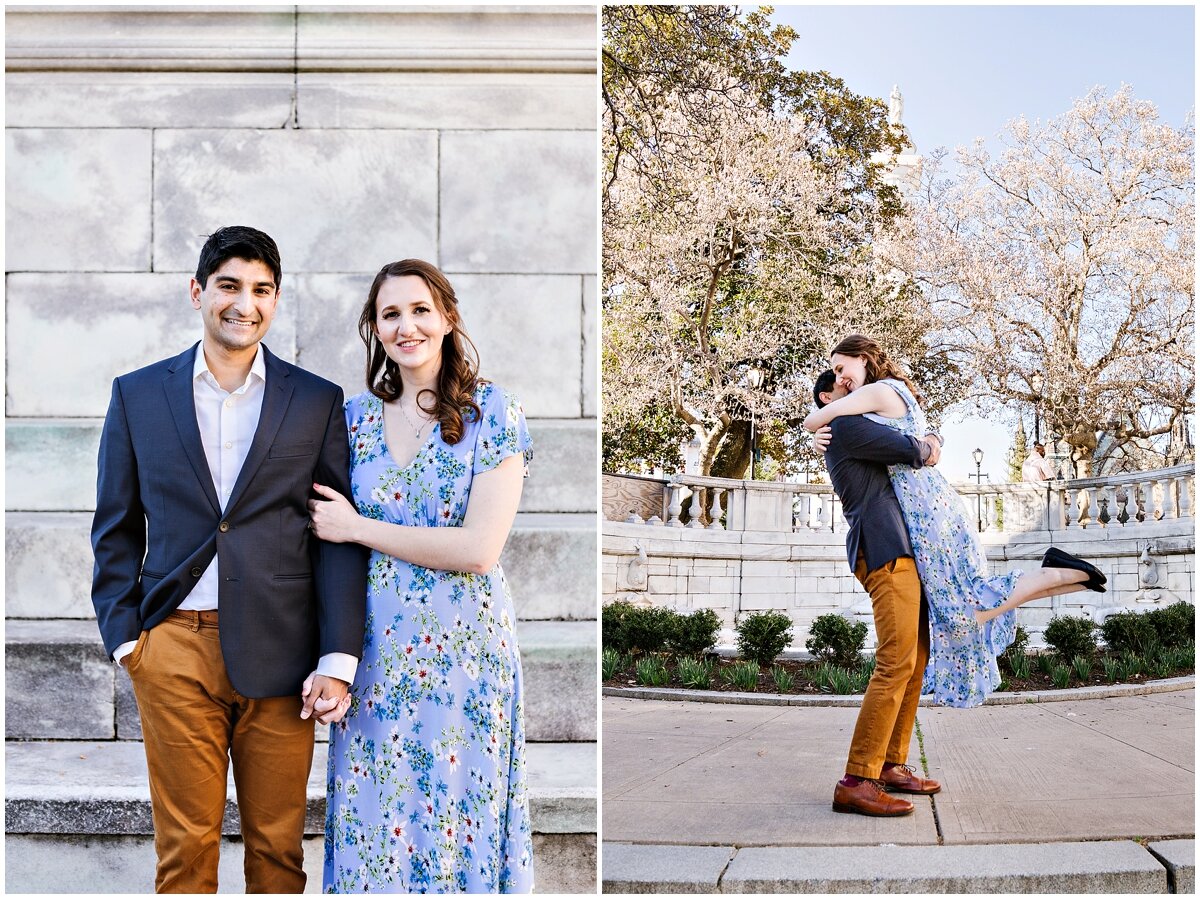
left=723, top=660, right=760, bottom=691
left=1144, top=601, right=1195, bottom=649
left=601, top=600, right=635, bottom=652
left=621, top=605, right=678, bottom=655
left=677, top=656, right=713, bottom=690
left=736, top=611, right=794, bottom=666
left=1043, top=615, right=1097, bottom=660
left=804, top=613, right=868, bottom=668
left=771, top=664, right=795, bottom=693
left=998, top=625, right=1031, bottom=674
left=669, top=608, right=723, bottom=656
left=635, top=655, right=669, bottom=687
left=1100, top=611, right=1158, bottom=655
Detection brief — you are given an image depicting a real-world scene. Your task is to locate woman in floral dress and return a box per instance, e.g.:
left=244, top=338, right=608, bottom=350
left=804, top=335, right=1104, bottom=707
left=307, top=259, right=534, bottom=892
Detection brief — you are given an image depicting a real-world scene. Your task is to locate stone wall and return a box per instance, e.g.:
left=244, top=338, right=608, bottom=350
left=603, top=475, right=1195, bottom=651
left=5, top=4, right=597, bottom=618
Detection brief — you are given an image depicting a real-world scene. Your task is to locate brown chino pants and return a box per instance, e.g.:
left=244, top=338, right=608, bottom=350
left=844, top=553, right=930, bottom=779
left=125, top=611, right=315, bottom=893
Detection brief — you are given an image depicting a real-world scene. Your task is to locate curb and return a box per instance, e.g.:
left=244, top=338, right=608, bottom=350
left=602, top=675, right=1194, bottom=707
left=602, top=839, right=1195, bottom=894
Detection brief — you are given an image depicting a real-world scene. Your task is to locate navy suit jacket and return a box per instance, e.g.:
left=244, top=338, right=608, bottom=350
left=824, top=415, right=927, bottom=575
left=90, top=343, right=368, bottom=698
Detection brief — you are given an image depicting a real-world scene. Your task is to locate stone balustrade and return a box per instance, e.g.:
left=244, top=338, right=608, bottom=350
left=603, top=464, right=1195, bottom=652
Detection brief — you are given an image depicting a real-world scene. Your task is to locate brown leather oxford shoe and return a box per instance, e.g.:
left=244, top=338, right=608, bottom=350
left=832, top=779, right=915, bottom=817
left=879, top=763, right=941, bottom=795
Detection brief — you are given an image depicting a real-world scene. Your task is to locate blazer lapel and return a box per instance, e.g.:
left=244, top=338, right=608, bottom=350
left=225, top=344, right=294, bottom=513
left=164, top=343, right=222, bottom=516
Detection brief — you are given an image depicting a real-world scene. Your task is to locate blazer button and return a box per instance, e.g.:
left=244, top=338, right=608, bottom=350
left=219, top=522, right=230, bottom=533
left=191, top=567, right=202, bottom=577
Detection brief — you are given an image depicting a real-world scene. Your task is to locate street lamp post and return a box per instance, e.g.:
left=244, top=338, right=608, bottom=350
left=1031, top=372, right=1044, bottom=444
left=969, top=447, right=989, bottom=531
left=748, top=366, right=764, bottom=480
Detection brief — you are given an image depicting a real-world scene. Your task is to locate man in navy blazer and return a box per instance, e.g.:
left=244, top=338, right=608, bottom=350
left=91, top=226, right=367, bottom=892
left=812, top=371, right=944, bottom=819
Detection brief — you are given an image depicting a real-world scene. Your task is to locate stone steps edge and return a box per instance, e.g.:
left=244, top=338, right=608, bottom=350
left=6, top=740, right=596, bottom=837
left=603, top=675, right=1195, bottom=707
left=600, top=839, right=1193, bottom=894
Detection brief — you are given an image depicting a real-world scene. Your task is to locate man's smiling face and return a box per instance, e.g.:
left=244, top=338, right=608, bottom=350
left=191, top=256, right=278, bottom=353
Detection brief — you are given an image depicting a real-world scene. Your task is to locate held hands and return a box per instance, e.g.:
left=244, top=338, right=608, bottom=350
left=813, top=425, right=833, bottom=453
left=301, top=671, right=352, bottom=724
left=307, top=484, right=361, bottom=543
left=921, top=435, right=942, bottom=466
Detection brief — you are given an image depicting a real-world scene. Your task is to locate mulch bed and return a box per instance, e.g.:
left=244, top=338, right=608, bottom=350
left=604, top=653, right=1194, bottom=695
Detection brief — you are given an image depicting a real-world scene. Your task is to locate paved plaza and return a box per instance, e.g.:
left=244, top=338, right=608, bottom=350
left=603, top=687, right=1195, bottom=892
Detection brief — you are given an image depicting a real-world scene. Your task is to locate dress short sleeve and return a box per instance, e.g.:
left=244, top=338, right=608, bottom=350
left=471, top=383, right=533, bottom=477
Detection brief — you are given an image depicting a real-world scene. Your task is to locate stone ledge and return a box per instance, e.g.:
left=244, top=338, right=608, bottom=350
left=1147, top=839, right=1195, bottom=894
left=602, top=675, right=1196, bottom=708
left=5, top=7, right=597, bottom=73
left=602, top=840, right=1173, bottom=893
left=6, top=740, right=595, bottom=837
left=4, top=832, right=595, bottom=894
left=7, top=619, right=596, bottom=742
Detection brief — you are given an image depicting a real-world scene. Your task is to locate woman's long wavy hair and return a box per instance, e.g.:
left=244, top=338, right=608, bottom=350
left=830, top=334, right=924, bottom=407
left=359, top=259, right=481, bottom=445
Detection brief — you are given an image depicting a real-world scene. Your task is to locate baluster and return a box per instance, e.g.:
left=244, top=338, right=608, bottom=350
left=666, top=484, right=684, bottom=527
left=1063, top=488, right=1077, bottom=528
left=795, top=493, right=810, bottom=530
left=1098, top=485, right=1115, bottom=527
left=686, top=487, right=705, bottom=528
left=1115, top=485, right=1130, bottom=525
left=707, top=488, right=724, bottom=530
left=1083, top=488, right=1098, bottom=528
left=1177, top=475, right=1192, bottom=519
left=817, top=492, right=831, bottom=531
left=1048, top=484, right=1065, bottom=530
left=1135, top=480, right=1150, bottom=523
left=1157, top=478, right=1173, bottom=520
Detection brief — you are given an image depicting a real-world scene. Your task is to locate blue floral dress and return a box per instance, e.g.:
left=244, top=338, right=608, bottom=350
left=324, top=382, right=535, bottom=893
left=864, top=379, right=1020, bottom=708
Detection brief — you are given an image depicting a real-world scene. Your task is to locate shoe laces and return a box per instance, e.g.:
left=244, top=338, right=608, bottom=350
left=888, top=764, right=918, bottom=779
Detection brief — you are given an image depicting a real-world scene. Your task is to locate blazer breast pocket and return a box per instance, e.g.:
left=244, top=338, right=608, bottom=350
left=268, top=441, right=314, bottom=460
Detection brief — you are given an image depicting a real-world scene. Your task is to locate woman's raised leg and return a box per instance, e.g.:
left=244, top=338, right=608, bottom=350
left=974, top=568, right=1090, bottom=624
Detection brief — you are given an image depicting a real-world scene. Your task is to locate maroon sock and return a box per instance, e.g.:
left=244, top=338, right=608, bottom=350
left=840, top=774, right=864, bottom=787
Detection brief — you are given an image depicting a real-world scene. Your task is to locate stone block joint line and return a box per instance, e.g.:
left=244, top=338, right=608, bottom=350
left=715, top=846, right=739, bottom=893
left=914, top=715, right=944, bottom=846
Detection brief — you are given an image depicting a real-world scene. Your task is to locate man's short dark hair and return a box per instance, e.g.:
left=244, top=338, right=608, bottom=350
left=813, top=369, right=837, bottom=408
left=1034, top=442, right=1045, bottom=450
left=195, top=226, right=282, bottom=290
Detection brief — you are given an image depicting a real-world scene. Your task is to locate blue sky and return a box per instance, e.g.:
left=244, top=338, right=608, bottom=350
left=765, top=4, right=1195, bottom=479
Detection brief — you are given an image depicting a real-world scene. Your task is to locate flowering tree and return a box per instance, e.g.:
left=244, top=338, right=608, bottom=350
left=605, top=95, right=941, bottom=476
left=894, top=86, right=1194, bottom=473
left=602, top=5, right=953, bottom=477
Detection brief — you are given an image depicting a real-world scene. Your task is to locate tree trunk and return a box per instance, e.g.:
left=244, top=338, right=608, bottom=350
left=709, top=420, right=751, bottom=480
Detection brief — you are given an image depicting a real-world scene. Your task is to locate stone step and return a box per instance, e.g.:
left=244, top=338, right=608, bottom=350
left=6, top=619, right=596, bottom=742
left=6, top=740, right=596, bottom=893
left=6, top=510, right=596, bottom=620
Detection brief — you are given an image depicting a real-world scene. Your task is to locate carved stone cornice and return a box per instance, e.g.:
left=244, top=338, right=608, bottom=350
left=5, top=5, right=597, bottom=73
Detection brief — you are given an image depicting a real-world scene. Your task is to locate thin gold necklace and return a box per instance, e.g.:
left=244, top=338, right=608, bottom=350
left=398, top=400, right=434, bottom=438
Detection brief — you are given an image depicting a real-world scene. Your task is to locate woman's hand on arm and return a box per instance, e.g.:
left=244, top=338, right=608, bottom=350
left=309, top=454, right=526, bottom=575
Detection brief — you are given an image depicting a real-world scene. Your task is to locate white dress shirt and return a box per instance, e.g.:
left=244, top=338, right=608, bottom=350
left=115, top=344, right=358, bottom=687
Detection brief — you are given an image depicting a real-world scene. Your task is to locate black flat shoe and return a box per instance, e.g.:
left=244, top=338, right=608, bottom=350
left=1042, top=546, right=1107, bottom=592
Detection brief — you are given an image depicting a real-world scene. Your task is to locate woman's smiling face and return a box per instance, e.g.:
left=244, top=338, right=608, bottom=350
left=830, top=352, right=869, bottom=392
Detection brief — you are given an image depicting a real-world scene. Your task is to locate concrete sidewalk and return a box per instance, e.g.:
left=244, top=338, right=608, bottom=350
left=602, top=688, right=1195, bottom=892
